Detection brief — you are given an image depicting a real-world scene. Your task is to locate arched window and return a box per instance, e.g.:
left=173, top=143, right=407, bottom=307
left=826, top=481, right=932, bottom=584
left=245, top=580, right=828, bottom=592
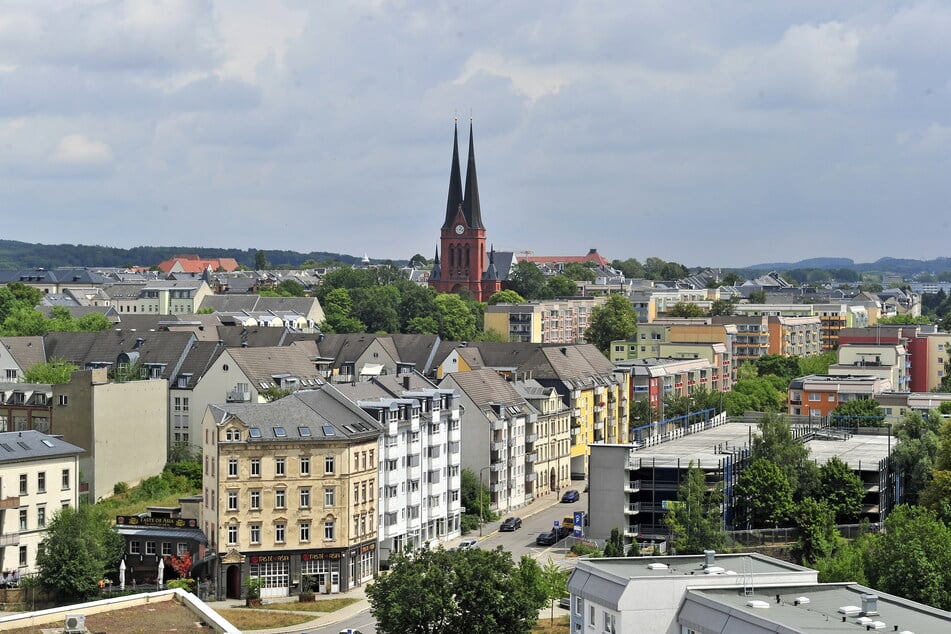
left=465, top=244, right=470, bottom=270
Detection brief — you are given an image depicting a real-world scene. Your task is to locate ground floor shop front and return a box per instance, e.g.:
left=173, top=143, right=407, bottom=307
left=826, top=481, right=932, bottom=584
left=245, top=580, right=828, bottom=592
left=216, top=539, right=377, bottom=599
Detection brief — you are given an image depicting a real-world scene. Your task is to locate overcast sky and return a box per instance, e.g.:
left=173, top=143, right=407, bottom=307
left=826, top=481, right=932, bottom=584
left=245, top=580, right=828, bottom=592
left=1, top=1, right=949, bottom=268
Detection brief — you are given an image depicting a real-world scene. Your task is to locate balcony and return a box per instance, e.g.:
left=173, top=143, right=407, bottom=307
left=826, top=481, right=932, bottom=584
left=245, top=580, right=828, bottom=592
left=623, top=480, right=642, bottom=493
left=491, top=462, right=505, bottom=472
left=226, top=390, right=251, bottom=403
left=526, top=452, right=537, bottom=463
left=623, top=524, right=641, bottom=538
left=0, top=496, right=20, bottom=509
left=490, top=441, right=506, bottom=452
left=624, top=502, right=641, bottom=515
left=525, top=433, right=538, bottom=445
left=0, top=533, right=19, bottom=547
left=525, top=472, right=537, bottom=482
left=490, top=482, right=505, bottom=493
left=491, top=419, right=505, bottom=431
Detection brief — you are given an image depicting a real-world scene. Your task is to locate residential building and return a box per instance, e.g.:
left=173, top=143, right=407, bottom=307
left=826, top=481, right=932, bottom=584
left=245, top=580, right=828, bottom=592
left=98, top=280, right=213, bottom=315
left=335, top=373, right=462, bottom=565
left=788, top=375, right=892, bottom=418
left=52, top=368, right=168, bottom=501
left=711, top=315, right=770, bottom=365
left=814, top=303, right=851, bottom=351
left=568, top=553, right=951, bottom=634
left=512, top=379, right=572, bottom=496
left=483, top=297, right=606, bottom=344
left=202, top=385, right=382, bottom=599
left=114, top=498, right=209, bottom=585
left=156, top=255, right=241, bottom=274
left=617, top=357, right=721, bottom=428
left=766, top=316, right=822, bottom=357
left=428, top=122, right=504, bottom=302
left=0, top=383, right=53, bottom=434
left=440, top=369, right=531, bottom=514
left=0, top=337, right=46, bottom=382
left=0, top=431, right=82, bottom=575
left=828, top=343, right=909, bottom=392
left=0, top=268, right=113, bottom=295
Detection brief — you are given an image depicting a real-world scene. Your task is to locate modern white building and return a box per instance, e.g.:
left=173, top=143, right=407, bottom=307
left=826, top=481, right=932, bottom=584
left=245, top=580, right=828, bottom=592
left=337, top=372, right=463, bottom=564
left=0, top=431, right=82, bottom=575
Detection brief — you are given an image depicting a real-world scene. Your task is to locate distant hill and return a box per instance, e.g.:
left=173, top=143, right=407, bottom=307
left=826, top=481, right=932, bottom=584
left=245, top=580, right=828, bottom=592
left=0, top=239, right=376, bottom=269
left=745, top=256, right=951, bottom=275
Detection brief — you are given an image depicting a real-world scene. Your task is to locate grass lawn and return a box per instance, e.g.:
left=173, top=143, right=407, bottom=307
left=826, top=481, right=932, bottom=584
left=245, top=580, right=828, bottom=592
left=216, top=608, right=314, bottom=630
left=99, top=490, right=200, bottom=517
left=254, top=597, right=360, bottom=612
left=533, top=615, right=571, bottom=633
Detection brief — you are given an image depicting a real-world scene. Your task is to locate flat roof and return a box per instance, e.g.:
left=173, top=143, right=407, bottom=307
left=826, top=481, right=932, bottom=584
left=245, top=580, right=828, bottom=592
left=806, top=432, right=891, bottom=468
left=578, top=553, right=811, bottom=579
left=683, top=583, right=951, bottom=632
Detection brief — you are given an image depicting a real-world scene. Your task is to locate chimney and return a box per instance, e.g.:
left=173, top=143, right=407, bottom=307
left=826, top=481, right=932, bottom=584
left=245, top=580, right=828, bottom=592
left=134, top=337, right=145, bottom=349
left=860, top=594, right=879, bottom=616
left=703, top=550, right=716, bottom=567
left=403, top=375, right=411, bottom=390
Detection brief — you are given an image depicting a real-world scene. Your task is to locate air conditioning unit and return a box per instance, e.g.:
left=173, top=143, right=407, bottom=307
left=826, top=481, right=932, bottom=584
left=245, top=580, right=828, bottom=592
left=64, top=613, right=85, bottom=633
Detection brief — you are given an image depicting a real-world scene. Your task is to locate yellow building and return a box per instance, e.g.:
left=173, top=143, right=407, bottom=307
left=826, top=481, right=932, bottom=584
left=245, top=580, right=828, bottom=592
left=202, top=385, right=382, bottom=600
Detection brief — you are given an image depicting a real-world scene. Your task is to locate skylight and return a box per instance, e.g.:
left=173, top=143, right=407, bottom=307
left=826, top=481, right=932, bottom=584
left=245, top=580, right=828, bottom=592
left=273, top=426, right=286, bottom=437
left=298, top=426, right=311, bottom=437
left=41, top=439, right=54, bottom=447
left=248, top=428, right=262, bottom=439
left=322, top=425, right=335, bottom=436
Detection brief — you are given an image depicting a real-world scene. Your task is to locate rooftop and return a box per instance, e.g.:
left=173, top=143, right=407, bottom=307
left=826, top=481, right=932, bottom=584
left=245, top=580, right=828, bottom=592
left=577, top=553, right=811, bottom=580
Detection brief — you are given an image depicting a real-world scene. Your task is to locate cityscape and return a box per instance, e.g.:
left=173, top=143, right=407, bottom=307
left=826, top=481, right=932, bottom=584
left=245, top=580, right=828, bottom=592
left=2, top=3, right=951, bottom=634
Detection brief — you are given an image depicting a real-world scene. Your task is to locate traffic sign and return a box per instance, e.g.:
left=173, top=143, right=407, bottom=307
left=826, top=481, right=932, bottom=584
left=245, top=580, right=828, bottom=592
left=553, top=520, right=560, bottom=528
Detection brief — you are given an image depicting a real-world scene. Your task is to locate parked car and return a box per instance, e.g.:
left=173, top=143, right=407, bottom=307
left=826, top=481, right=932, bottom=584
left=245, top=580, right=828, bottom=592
left=458, top=538, right=479, bottom=551
left=536, top=530, right=558, bottom=546
left=561, top=489, right=580, bottom=503
left=500, top=516, right=522, bottom=531
left=556, top=524, right=572, bottom=539
left=558, top=596, right=571, bottom=610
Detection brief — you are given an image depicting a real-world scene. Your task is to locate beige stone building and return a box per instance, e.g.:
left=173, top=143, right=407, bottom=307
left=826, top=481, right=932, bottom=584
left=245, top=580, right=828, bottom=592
left=201, top=385, right=382, bottom=600
left=0, top=431, right=82, bottom=575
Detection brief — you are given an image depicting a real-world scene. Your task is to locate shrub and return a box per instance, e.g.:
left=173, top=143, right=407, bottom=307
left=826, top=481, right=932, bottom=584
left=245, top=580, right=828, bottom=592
left=113, top=482, right=129, bottom=495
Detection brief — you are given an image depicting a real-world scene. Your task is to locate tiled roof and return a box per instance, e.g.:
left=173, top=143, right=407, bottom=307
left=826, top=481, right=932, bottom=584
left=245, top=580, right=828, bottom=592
left=0, top=336, right=47, bottom=371
left=43, top=330, right=196, bottom=380
left=226, top=345, right=324, bottom=388
left=0, top=430, right=84, bottom=463
left=443, top=367, right=526, bottom=410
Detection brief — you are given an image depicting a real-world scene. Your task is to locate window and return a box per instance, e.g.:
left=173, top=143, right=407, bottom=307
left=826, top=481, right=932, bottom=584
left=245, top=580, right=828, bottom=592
left=37, top=506, right=46, bottom=528
left=162, top=542, right=172, bottom=556
left=19, top=546, right=27, bottom=567
left=275, top=522, right=286, bottom=544
left=324, top=456, right=335, bottom=474
left=324, top=520, right=335, bottom=540
left=228, top=490, right=238, bottom=511
left=589, top=604, right=595, bottom=628
left=250, top=524, right=261, bottom=544
left=37, top=471, right=46, bottom=493
left=19, top=474, right=27, bottom=495
left=130, top=541, right=140, bottom=555
left=300, top=456, right=310, bottom=476
left=274, top=457, right=286, bottom=477
left=58, top=394, right=69, bottom=406
left=250, top=458, right=261, bottom=477
left=575, top=596, right=583, bottom=616
left=300, top=521, right=311, bottom=542
left=603, top=612, right=616, bottom=633
left=178, top=543, right=188, bottom=556
left=808, top=393, right=821, bottom=402
left=250, top=490, right=261, bottom=510
left=19, top=509, right=27, bottom=531
left=228, top=458, right=238, bottom=477
left=324, top=487, right=335, bottom=507
left=827, top=394, right=835, bottom=402
left=300, top=487, right=311, bottom=508
left=227, top=525, right=238, bottom=545
left=146, top=541, right=156, bottom=555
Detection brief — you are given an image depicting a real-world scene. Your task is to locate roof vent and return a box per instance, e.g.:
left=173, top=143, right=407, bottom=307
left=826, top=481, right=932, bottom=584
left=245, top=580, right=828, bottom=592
left=839, top=606, right=861, bottom=616
left=703, top=566, right=725, bottom=574
left=793, top=597, right=811, bottom=606
left=746, top=600, right=769, bottom=609
left=861, top=594, right=879, bottom=616
left=646, top=563, right=667, bottom=570
left=703, top=550, right=716, bottom=566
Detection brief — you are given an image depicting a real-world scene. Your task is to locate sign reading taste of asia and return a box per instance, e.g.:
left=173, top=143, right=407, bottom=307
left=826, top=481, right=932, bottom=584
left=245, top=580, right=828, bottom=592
left=115, top=516, right=199, bottom=529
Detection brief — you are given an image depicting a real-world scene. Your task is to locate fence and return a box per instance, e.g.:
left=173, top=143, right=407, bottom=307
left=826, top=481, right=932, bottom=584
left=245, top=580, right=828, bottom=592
left=727, top=522, right=882, bottom=547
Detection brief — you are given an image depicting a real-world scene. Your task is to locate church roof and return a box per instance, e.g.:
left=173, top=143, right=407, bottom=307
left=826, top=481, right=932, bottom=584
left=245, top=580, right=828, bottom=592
left=462, top=121, right=485, bottom=230
left=442, top=122, right=464, bottom=229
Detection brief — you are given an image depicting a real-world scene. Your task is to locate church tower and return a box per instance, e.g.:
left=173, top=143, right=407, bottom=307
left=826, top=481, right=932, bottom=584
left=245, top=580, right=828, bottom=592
left=429, top=121, right=492, bottom=301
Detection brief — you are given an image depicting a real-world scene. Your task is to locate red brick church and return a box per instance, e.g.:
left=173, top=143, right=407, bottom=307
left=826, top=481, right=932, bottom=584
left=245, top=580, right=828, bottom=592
left=428, top=122, right=503, bottom=302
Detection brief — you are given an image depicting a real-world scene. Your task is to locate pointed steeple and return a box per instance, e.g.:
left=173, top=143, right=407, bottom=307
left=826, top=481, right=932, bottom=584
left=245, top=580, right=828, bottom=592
left=483, top=245, right=499, bottom=280
left=430, top=245, right=441, bottom=281
left=462, top=120, right=485, bottom=230
left=442, top=121, right=464, bottom=229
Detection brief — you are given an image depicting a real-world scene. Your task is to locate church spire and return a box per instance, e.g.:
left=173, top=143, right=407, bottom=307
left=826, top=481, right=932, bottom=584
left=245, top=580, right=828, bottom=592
left=462, top=120, right=485, bottom=230
left=442, top=120, right=464, bottom=229
left=430, top=245, right=441, bottom=281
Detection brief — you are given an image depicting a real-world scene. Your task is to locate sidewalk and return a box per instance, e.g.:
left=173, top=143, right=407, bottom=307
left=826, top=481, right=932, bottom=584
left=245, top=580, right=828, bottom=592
left=204, top=491, right=569, bottom=633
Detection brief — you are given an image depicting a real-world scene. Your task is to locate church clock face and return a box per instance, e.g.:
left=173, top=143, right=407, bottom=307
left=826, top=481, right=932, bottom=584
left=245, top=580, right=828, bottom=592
left=455, top=224, right=465, bottom=235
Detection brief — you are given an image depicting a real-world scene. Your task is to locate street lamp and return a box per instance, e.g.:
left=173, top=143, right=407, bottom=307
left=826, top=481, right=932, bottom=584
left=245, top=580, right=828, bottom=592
left=479, top=466, right=492, bottom=537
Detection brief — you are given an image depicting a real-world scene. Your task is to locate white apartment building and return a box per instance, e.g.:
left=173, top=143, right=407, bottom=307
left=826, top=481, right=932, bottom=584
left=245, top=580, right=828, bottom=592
left=336, top=373, right=463, bottom=565
left=0, top=431, right=82, bottom=575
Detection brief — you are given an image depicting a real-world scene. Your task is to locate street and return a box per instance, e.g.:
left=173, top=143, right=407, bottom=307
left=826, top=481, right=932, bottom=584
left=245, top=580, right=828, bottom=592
left=310, top=489, right=588, bottom=634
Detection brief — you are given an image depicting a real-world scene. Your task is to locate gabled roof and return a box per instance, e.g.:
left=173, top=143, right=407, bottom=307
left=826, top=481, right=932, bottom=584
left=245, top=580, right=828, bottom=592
left=442, top=368, right=528, bottom=414
left=0, top=430, right=84, bottom=463
left=225, top=345, right=324, bottom=390
left=0, top=336, right=47, bottom=371
left=171, top=341, right=227, bottom=389
left=210, top=384, right=382, bottom=441
left=199, top=295, right=260, bottom=312
left=0, top=268, right=112, bottom=285
left=521, top=248, right=610, bottom=268
left=42, top=330, right=196, bottom=380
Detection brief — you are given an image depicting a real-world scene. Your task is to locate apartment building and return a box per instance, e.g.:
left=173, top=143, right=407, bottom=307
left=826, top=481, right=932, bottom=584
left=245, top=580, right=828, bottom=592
left=828, top=344, right=909, bottom=392
left=335, top=373, right=463, bottom=566
left=0, top=337, right=46, bottom=382
left=440, top=369, right=530, bottom=514
left=97, top=280, right=213, bottom=315
left=712, top=315, right=770, bottom=365
left=483, top=297, right=606, bottom=344
left=0, top=383, right=52, bottom=434
left=513, top=379, right=572, bottom=495
left=202, top=385, right=382, bottom=600
left=0, top=431, right=82, bottom=575
left=787, top=374, right=892, bottom=418
left=767, top=316, right=822, bottom=357
left=617, top=357, right=721, bottom=430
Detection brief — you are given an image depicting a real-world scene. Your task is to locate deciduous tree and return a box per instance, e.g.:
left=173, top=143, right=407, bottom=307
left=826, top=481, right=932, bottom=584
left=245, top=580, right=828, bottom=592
left=664, top=463, right=726, bottom=554
left=796, top=498, right=839, bottom=564
left=584, top=294, right=637, bottom=353
left=23, top=358, right=79, bottom=384
left=818, top=457, right=865, bottom=523
left=734, top=458, right=794, bottom=528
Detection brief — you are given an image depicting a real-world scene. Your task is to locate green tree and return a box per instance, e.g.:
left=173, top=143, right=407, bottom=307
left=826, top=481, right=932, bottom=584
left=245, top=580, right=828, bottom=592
left=23, top=358, right=79, bottom=384
left=819, top=457, right=865, bottom=523
left=734, top=458, right=795, bottom=528
left=351, top=286, right=401, bottom=333
left=919, top=470, right=951, bottom=524
left=603, top=527, right=625, bottom=557
left=721, top=272, right=744, bottom=286
left=546, top=275, right=578, bottom=297
left=539, top=557, right=570, bottom=627
left=797, top=351, right=837, bottom=376
left=584, top=294, right=637, bottom=353
left=76, top=312, right=112, bottom=332
left=709, top=299, right=736, bottom=316
left=259, top=387, right=292, bottom=402
left=663, top=463, right=726, bottom=554
left=667, top=302, right=704, bottom=318
left=747, top=290, right=767, bottom=303
left=408, top=253, right=428, bottom=268
left=866, top=505, right=951, bottom=610
left=36, top=505, right=125, bottom=600
left=254, top=249, right=268, bottom=270
left=507, top=261, right=550, bottom=300
left=487, top=289, right=526, bottom=305
left=796, top=498, right=840, bottom=564
left=397, top=284, right=438, bottom=331
left=813, top=529, right=873, bottom=584
left=319, top=288, right=365, bottom=333
left=751, top=413, right=811, bottom=496
left=831, top=398, right=887, bottom=428
left=460, top=468, right=495, bottom=531
left=367, top=547, right=547, bottom=634
left=611, top=258, right=645, bottom=279
left=876, top=314, right=932, bottom=325
left=891, top=410, right=942, bottom=504
left=562, top=262, right=595, bottom=282
left=434, top=294, right=477, bottom=341
left=754, top=354, right=800, bottom=381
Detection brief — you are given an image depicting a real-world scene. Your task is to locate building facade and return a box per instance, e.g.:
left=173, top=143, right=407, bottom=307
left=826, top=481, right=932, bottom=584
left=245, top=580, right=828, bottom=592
left=484, top=297, right=606, bottom=344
